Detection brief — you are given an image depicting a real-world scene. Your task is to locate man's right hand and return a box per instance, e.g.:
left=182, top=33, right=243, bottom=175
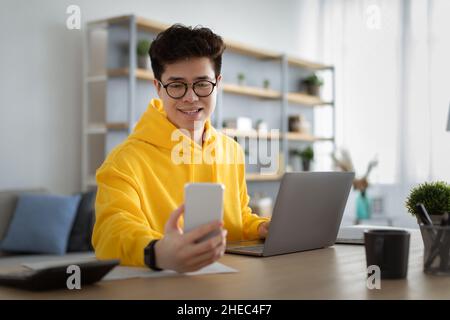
left=154, top=204, right=227, bottom=273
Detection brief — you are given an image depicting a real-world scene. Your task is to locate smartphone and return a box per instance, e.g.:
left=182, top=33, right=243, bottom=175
left=184, top=183, right=224, bottom=243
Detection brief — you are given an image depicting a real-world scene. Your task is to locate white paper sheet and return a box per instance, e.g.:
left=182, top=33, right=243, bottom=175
left=103, top=262, right=237, bottom=281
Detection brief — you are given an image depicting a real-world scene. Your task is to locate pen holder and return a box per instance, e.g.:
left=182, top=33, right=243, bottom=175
left=420, top=225, right=450, bottom=276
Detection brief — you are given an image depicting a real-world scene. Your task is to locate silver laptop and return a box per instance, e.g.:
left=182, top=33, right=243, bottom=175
left=226, top=171, right=355, bottom=257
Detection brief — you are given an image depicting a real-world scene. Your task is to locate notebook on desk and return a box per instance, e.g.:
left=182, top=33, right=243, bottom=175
left=336, top=225, right=408, bottom=244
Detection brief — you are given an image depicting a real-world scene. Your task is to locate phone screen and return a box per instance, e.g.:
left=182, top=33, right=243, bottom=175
left=184, top=183, right=224, bottom=242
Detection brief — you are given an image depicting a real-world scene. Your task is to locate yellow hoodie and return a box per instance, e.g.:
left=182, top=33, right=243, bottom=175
left=92, top=99, right=269, bottom=267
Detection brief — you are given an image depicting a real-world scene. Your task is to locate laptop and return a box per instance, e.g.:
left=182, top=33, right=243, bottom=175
left=226, top=171, right=355, bottom=256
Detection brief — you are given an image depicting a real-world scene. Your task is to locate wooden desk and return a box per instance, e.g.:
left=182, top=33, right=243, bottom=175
left=0, top=231, right=449, bottom=299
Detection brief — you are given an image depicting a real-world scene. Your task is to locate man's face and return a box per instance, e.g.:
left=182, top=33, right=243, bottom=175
left=155, top=57, right=221, bottom=132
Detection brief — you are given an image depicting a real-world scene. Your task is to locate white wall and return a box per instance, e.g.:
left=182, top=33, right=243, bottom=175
left=0, top=0, right=311, bottom=194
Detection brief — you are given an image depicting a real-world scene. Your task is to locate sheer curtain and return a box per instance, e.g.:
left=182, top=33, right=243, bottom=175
left=319, top=0, right=450, bottom=225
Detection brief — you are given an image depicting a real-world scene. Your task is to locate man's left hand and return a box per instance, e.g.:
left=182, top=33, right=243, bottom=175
left=258, top=221, right=270, bottom=239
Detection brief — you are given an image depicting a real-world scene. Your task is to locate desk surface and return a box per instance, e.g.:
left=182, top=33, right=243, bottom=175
left=0, top=231, right=449, bottom=299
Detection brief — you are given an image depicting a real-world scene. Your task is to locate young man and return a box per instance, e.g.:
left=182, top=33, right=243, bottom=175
left=92, top=24, right=270, bottom=273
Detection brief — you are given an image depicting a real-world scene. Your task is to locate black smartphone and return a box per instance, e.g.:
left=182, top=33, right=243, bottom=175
left=0, top=259, right=119, bottom=291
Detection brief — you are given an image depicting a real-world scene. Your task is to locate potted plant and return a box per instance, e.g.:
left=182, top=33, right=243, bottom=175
left=405, top=181, right=450, bottom=273
left=405, top=181, right=450, bottom=225
left=137, top=39, right=152, bottom=69
left=237, top=72, right=246, bottom=86
left=263, top=79, right=270, bottom=89
left=299, top=146, right=314, bottom=171
left=302, top=73, right=324, bottom=96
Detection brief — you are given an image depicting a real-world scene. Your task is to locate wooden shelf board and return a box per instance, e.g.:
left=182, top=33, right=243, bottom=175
left=86, top=74, right=107, bottom=82
left=106, top=122, right=129, bottom=130
left=287, top=92, right=333, bottom=106
left=225, top=39, right=280, bottom=60
left=221, top=128, right=281, bottom=140
left=246, top=173, right=284, bottom=181
left=222, top=128, right=331, bottom=142
left=87, top=122, right=129, bottom=132
left=222, top=83, right=281, bottom=99
left=108, top=68, right=154, bottom=80
left=136, top=69, right=155, bottom=80
left=86, top=124, right=107, bottom=134
left=286, top=132, right=333, bottom=142
left=89, top=15, right=168, bottom=33
left=287, top=56, right=333, bottom=70
left=135, top=16, right=169, bottom=33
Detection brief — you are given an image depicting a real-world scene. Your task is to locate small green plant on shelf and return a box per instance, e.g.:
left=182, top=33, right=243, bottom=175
left=137, top=39, right=152, bottom=69
left=302, top=73, right=324, bottom=96
left=290, top=146, right=314, bottom=172
left=137, top=39, right=151, bottom=56
left=237, top=72, right=246, bottom=86
left=263, top=79, right=270, bottom=89
left=405, top=181, right=450, bottom=220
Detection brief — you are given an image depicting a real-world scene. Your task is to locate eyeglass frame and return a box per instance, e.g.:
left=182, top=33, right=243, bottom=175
left=157, top=78, right=218, bottom=99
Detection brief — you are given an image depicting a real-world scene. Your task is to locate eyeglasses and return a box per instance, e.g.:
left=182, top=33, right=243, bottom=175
left=158, top=79, right=217, bottom=99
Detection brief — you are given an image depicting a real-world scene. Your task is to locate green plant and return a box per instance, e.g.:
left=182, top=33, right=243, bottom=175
left=299, top=146, right=314, bottom=161
left=263, top=79, right=270, bottom=88
left=405, top=181, right=450, bottom=217
left=137, top=39, right=151, bottom=57
left=302, top=73, right=324, bottom=86
left=237, top=73, right=245, bottom=82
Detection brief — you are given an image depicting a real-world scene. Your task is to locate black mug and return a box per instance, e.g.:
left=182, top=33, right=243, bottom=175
left=364, top=230, right=410, bottom=279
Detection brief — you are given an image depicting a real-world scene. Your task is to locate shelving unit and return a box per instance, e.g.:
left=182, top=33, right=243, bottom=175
left=82, top=15, right=335, bottom=191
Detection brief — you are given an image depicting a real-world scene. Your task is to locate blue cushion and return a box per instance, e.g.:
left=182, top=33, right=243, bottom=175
left=1, top=193, right=81, bottom=255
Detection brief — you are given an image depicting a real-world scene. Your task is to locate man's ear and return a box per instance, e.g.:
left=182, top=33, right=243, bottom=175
left=153, top=79, right=162, bottom=97
left=216, top=74, right=222, bottom=88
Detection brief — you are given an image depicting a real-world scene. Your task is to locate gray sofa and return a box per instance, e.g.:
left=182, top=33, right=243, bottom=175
left=0, top=188, right=96, bottom=267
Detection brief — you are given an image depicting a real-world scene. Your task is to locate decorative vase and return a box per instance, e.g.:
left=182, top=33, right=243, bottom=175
left=356, top=191, right=371, bottom=221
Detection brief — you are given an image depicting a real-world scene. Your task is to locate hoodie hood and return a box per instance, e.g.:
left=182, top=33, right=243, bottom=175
left=130, top=98, right=217, bottom=150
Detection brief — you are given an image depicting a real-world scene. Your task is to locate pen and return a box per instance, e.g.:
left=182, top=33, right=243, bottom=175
left=416, top=203, right=434, bottom=226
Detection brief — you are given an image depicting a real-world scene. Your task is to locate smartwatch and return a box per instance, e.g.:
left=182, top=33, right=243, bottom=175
left=144, top=239, right=163, bottom=271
